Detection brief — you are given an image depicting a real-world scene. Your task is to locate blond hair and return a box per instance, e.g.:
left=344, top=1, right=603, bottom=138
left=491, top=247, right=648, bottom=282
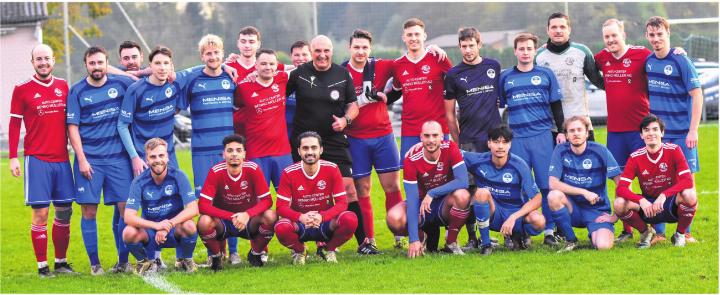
left=144, top=137, right=168, bottom=153
left=198, top=34, right=224, bottom=54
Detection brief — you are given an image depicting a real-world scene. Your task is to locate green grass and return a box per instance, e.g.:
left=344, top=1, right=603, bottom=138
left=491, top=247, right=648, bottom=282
left=1, top=124, right=718, bottom=293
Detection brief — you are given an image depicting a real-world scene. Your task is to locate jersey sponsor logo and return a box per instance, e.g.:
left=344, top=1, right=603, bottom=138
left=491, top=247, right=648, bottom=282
left=272, top=84, right=280, bottom=93
left=487, top=69, right=496, bottom=79
left=83, top=96, right=93, bottom=103
left=197, top=83, right=206, bottom=89
left=54, top=88, right=63, bottom=97
left=531, top=76, right=542, bottom=86
left=251, top=92, right=259, bottom=97
left=165, top=87, right=173, bottom=98
left=642, top=169, right=650, bottom=175
left=298, top=185, right=305, bottom=191
left=164, top=185, right=173, bottom=196
left=421, top=65, right=431, bottom=74
left=565, top=57, right=574, bottom=65
left=460, top=76, right=468, bottom=83
left=582, top=159, right=592, bottom=169
left=664, top=65, right=673, bottom=75
left=402, top=70, right=409, bottom=76
left=317, top=180, right=327, bottom=190
left=34, top=92, right=41, bottom=98
left=436, top=162, right=444, bottom=171
left=659, top=162, right=668, bottom=172
left=622, top=58, right=631, bottom=68
left=330, top=90, right=340, bottom=101
left=502, top=172, right=513, bottom=183
left=240, top=180, right=248, bottom=190
left=108, top=88, right=118, bottom=99
left=221, top=79, right=231, bottom=89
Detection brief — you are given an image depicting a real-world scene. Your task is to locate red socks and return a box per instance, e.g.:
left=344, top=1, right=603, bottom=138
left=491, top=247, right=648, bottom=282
left=52, top=219, right=70, bottom=260
left=676, top=202, right=697, bottom=234
left=358, top=197, right=374, bottom=240
left=385, top=191, right=403, bottom=212
left=619, top=211, right=648, bottom=233
left=446, top=207, right=469, bottom=244
left=274, top=220, right=304, bottom=253
left=31, top=224, right=48, bottom=263
left=326, top=212, right=358, bottom=251
left=250, top=223, right=274, bottom=253
left=200, top=228, right=222, bottom=255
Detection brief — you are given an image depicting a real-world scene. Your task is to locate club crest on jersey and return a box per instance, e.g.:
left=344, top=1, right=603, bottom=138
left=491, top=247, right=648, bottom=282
left=165, top=87, right=173, bottom=98
left=164, top=185, right=173, bottom=196
left=582, top=159, right=592, bottom=169
left=622, top=58, right=631, bottom=68
left=664, top=65, right=673, bottom=75
left=502, top=173, right=513, bottom=183
left=224, top=184, right=230, bottom=190
left=436, top=162, right=444, bottom=171
left=108, top=88, right=118, bottom=99
left=659, top=162, right=668, bottom=172
left=421, top=65, right=431, bottom=74
left=54, top=88, right=63, bottom=97
left=221, top=79, right=231, bottom=89
left=330, top=90, right=340, bottom=101
left=565, top=57, right=574, bottom=66
left=487, top=69, right=496, bottom=79
left=531, top=76, right=542, bottom=86
left=272, top=83, right=280, bottom=93
left=317, top=180, right=327, bottom=190
left=240, top=181, right=248, bottom=190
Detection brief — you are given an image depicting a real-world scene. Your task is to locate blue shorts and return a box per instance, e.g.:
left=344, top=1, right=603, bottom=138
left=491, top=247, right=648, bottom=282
left=191, top=153, right=224, bottom=194
left=510, top=131, right=553, bottom=189
left=348, top=134, right=401, bottom=178
left=664, top=137, right=699, bottom=173
left=24, top=156, right=75, bottom=206
left=460, top=142, right=489, bottom=187
left=607, top=131, right=644, bottom=168
left=146, top=228, right=179, bottom=249
left=489, top=204, right=543, bottom=236
left=639, top=194, right=680, bottom=224
left=295, top=220, right=334, bottom=243
left=74, top=159, right=133, bottom=205
left=419, top=197, right=449, bottom=230
left=400, top=135, right=449, bottom=167
left=566, top=196, right=615, bottom=235
left=250, top=154, right=294, bottom=189
left=218, top=219, right=256, bottom=240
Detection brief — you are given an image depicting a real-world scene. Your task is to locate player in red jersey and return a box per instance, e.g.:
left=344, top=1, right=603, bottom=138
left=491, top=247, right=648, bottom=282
left=274, top=132, right=359, bottom=265
left=197, top=134, right=276, bottom=270
left=599, top=115, right=697, bottom=248
left=393, top=18, right=454, bottom=158
left=8, top=44, right=76, bottom=277
left=386, top=121, right=471, bottom=257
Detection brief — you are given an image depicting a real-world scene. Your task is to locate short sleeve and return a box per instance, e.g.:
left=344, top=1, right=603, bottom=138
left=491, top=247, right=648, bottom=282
left=519, top=160, right=540, bottom=201
left=449, top=142, right=465, bottom=168
left=199, top=169, right=218, bottom=202
left=605, top=147, right=621, bottom=178
left=126, top=180, right=143, bottom=211
left=680, top=55, right=701, bottom=91
left=619, top=156, right=638, bottom=186
left=403, top=157, right=417, bottom=183
left=547, top=69, right=563, bottom=103
left=548, top=145, right=564, bottom=179
left=66, top=86, right=81, bottom=125
left=444, top=71, right=457, bottom=99
left=331, top=166, right=345, bottom=198
left=251, top=166, right=271, bottom=199
left=286, top=69, right=298, bottom=96
left=176, top=171, right=197, bottom=206
left=119, top=82, right=138, bottom=123
left=276, top=170, right=292, bottom=201
left=344, top=70, right=357, bottom=105
left=9, top=86, right=25, bottom=117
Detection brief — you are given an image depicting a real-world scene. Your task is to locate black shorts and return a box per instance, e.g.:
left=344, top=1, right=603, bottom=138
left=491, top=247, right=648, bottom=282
left=291, top=132, right=353, bottom=177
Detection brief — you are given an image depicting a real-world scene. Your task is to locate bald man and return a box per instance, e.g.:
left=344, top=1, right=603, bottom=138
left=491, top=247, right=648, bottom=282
left=9, top=44, right=76, bottom=277
left=285, top=35, right=368, bottom=253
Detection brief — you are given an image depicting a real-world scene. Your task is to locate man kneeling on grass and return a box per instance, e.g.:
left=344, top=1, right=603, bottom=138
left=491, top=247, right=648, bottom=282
left=123, top=138, right=199, bottom=275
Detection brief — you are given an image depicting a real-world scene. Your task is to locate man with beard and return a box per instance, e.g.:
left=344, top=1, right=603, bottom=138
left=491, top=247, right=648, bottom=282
left=67, top=46, right=135, bottom=275
left=9, top=44, right=76, bottom=277
left=122, top=138, right=199, bottom=275
left=547, top=116, right=621, bottom=252
left=198, top=135, right=276, bottom=270
left=274, top=132, right=358, bottom=264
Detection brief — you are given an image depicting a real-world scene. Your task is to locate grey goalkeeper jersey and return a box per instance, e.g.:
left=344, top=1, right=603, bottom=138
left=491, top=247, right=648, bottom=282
left=536, top=42, right=603, bottom=129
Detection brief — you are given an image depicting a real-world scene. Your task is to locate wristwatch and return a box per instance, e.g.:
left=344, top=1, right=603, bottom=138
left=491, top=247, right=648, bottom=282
left=344, top=115, right=352, bottom=126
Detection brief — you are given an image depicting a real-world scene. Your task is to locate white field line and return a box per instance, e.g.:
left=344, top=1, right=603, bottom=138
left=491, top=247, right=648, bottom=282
left=142, top=274, right=186, bottom=294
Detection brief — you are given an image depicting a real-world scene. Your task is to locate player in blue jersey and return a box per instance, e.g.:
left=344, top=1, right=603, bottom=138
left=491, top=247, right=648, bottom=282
left=444, top=27, right=503, bottom=250
left=122, top=138, right=199, bottom=275
left=499, top=32, right=566, bottom=246
left=118, top=46, right=183, bottom=177
left=67, top=46, right=135, bottom=275
left=465, top=125, right=545, bottom=255
left=547, top=116, right=621, bottom=252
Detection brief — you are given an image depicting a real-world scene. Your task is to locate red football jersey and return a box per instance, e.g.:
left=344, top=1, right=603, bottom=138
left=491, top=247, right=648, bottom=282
left=403, top=140, right=464, bottom=198
left=199, top=161, right=271, bottom=219
left=595, top=46, right=651, bottom=132
left=234, top=72, right=291, bottom=159
left=392, top=53, right=452, bottom=137
left=345, top=59, right=394, bottom=138
left=9, top=75, right=69, bottom=162
left=617, top=143, right=693, bottom=202
left=276, top=160, right=347, bottom=222
left=228, top=61, right=285, bottom=136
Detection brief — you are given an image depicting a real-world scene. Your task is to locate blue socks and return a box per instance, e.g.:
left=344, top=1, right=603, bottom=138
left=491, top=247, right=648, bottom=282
left=551, top=207, right=577, bottom=242
left=81, top=218, right=100, bottom=266
left=228, top=236, right=238, bottom=254
left=126, top=242, right=147, bottom=261
left=473, top=200, right=491, bottom=247
left=114, top=206, right=130, bottom=264
left=178, top=233, right=198, bottom=259
left=540, top=189, right=554, bottom=231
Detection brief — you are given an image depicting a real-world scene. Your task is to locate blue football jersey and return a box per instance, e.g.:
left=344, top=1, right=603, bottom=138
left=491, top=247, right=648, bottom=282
left=548, top=142, right=621, bottom=211
left=119, top=77, right=182, bottom=158
left=126, top=166, right=196, bottom=222
left=646, top=53, right=701, bottom=138
left=499, top=66, right=562, bottom=137
left=464, top=151, right=539, bottom=208
left=67, top=75, right=135, bottom=164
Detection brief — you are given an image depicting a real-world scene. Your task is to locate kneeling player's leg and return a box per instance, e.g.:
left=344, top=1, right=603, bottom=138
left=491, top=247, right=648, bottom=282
left=586, top=209, right=615, bottom=250
left=386, top=202, right=408, bottom=236
left=326, top=211, right=359, bottom=251
left=614, top=197, right=648, bottom=233
left=523, top=211, right=546, bottom=235
left=473, top=188, right=495, bottom=247
left=441, top=189, right=471, bottom=245
left=31, top=206, right=50, bottom=268
left=676, top=189, right=697, bottom=234
left=174, top=220, right=198, bottom=259
left=123, top=225, right=150, bottom=260
left=548, top=190, right=577, bottom=242
left=590, top=228, right=615, bottom=250
left=248, top=210, right=277, bottom=253
left=52, top=203, right=73, bottom=263
left=80, top=204, right=101, bottom=267
left=274, top=219, right=305, bottom=253
left=198, top=215, right=223, bottom=256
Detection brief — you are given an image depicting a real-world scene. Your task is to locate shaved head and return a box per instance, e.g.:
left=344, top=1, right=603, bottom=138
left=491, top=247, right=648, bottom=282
left=31, top=44, right=54, bottom=60
left=310, top=35, right=333, bottom=71
left=421, top=120, right=442, bottom=134
left=310, top=35, right=333, bottom=50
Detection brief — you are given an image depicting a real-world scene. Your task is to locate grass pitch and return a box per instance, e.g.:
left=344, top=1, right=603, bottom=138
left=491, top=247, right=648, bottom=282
left=1, top=124, right=717, bottom=293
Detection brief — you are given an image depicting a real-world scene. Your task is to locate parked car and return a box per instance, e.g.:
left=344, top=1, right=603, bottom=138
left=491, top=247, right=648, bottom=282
left=695, top=60, right=719, bottom=120
left=174, top=110, right=192, bottom=148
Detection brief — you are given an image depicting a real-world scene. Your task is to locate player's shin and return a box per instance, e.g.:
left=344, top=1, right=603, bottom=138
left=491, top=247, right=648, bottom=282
left=126, top=242, right=148, bottom=261
left=274, top=221, right=305, bottom=253
left=551, top=207, right=577, bottom=242
left=52, top=205, right=72, bottom=261
left=446, top=207, right=470, bottom=244
left=200, top=229, right=222, bottom=255
left=358, top=196, right=375, bottom=240
left=618, top=210, right=648, bottom=233
left=80, top=218, right=100, bottom=266
left=677, top=203, right=697, bottom=234
left=347, top=201, right=366, bottom=244
left=117, top=216, right=130, bottom=264
left=251, top=224, right=274, bottom=253
left=473, top=201, right=492, bottom=246
left=326, top=212, right=358, bottom=251
left=385, top=191, right=403, bottom=212
left=31, top=223, right=49, bottom=267
left=178, top=233, right=198, bottom=259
